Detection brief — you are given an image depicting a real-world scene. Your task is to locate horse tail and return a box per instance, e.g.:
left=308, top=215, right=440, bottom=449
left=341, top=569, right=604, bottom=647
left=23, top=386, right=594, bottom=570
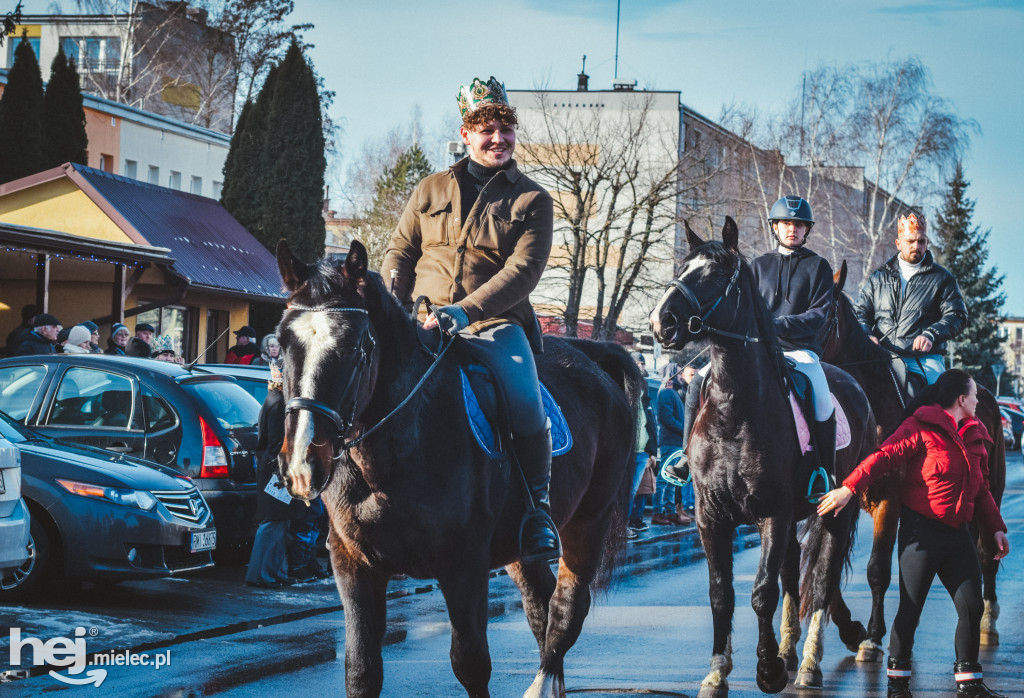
left=562, top=337, right=643, bottom=590
left=799, top=513, right=859, bottom=621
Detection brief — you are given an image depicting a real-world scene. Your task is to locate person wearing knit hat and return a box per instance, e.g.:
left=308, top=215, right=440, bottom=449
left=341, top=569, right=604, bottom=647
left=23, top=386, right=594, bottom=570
left=12, top=313, right=61, bottom=356
left=64, top=325, right=94, bottom=354
left=106, top=323, right=131, bottom=355
left=150, top=335, right=180, bottom=363
left=80, top=321, right=103, bottom=354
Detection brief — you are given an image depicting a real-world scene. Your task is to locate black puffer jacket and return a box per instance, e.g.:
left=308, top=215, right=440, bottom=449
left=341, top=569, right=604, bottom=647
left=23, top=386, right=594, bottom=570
left=13, top=331, right=56, bottom=356
left=854, top=251, right=967, bottom=356
left=751, top=246, right=833, bottom=355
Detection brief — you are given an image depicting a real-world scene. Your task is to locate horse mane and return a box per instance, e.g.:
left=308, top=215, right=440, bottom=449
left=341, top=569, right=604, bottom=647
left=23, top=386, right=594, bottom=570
left=835, top=289, right=891, bottom=364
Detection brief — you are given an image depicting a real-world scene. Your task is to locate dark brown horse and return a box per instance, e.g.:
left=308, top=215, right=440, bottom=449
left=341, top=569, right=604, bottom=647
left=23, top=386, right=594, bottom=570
left=820, top=262, right=1007, bottom=660
left=273, top=239, right=641, bottom=697
left=650, top=218, right=876, bottom=696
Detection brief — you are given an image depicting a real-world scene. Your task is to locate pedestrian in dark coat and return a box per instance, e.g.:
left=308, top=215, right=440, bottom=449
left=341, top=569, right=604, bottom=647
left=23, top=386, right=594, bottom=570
left=226, top=326, right=259, bottom=364
left=245, top=361, right=295, bottom=588
left=13, top=313, right=61, bottom=356
left=653, top=366, right=689, bottom=525
left=5, top=304, right=37, bottom=357
left=105, top=323, right=130, bottom=355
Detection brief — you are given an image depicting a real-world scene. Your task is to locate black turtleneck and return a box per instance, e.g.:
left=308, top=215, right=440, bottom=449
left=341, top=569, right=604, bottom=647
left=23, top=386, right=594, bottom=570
left=460, top=159, right=507, bottom=222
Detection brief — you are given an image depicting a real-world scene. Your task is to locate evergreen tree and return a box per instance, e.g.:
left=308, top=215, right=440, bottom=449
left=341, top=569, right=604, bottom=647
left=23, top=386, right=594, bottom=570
left=221, top=63, right=277, bottom=237
left=259, top=40, right=325, bottom=262
left=42, top=45, right=88, bottom=169
left=0, top=36, right=44, bottom=183
left=355, top=144, right=433, bottom=268
left=934, top=163, right=1005, bottom=390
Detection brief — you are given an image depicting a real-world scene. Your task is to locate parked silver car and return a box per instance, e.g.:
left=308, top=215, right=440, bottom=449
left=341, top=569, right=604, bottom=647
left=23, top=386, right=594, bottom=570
left=0, top=435, right=31, bottom=578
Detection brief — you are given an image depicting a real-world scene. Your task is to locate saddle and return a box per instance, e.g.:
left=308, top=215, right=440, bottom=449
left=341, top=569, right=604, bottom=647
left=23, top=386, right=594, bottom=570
left=784, top=361, right=851, bottom=455
left=460, top=364, right=572, bottom=459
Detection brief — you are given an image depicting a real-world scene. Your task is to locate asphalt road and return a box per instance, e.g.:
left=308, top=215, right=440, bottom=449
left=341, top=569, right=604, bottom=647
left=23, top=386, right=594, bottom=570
left=3, top=452, right=1023, bottom=697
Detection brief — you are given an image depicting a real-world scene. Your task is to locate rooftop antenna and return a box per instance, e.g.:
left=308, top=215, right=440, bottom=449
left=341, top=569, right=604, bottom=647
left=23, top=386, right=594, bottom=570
left=614, top=0, right=621, bottom=79
left=184, top=326, right=230, bottom=372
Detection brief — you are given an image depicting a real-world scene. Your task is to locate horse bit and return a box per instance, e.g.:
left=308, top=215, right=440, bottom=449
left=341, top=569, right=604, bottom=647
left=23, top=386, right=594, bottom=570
left=670, top=256, right=760, bottom=344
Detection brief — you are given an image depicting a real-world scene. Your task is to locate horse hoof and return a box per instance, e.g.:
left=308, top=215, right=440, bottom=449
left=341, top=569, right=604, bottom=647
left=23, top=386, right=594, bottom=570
left=855, top=640, right=883, bottom=663
left=697, top=682, right=729, bottom=698
left=523, top=671, right=563, bottom=698
left=756, top=656, right=789, bottom=694
left=980, top=629, right=1000, bottom=647
left=795, top=667, right=824, bottom=688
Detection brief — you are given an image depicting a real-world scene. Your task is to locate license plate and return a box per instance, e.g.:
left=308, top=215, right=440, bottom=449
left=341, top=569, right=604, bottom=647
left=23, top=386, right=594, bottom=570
left=190, top=529, right=216, bottom=552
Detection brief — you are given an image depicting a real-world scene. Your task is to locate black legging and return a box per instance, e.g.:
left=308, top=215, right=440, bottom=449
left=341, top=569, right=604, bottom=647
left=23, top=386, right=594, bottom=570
left=889, top=507, right=984, bottom=662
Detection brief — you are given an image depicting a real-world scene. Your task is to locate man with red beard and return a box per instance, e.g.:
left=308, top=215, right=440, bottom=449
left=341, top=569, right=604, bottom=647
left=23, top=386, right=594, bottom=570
left=382, top=76, right=558, bottom=563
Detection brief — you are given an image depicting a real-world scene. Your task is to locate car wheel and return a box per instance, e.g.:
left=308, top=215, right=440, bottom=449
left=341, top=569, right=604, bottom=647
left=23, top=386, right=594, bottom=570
left=0, top=516, right=56, bottom=600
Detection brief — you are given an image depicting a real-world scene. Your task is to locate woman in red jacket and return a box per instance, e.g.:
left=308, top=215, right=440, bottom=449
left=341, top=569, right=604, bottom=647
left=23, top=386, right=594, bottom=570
left=817, top=369, right=1010, bottom=698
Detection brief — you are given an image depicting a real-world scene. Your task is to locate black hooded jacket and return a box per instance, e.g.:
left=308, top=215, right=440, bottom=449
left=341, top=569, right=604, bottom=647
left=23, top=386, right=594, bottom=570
left=13, top=331, right=56, bottom=356
left=854, top=251, right=967, bottom=356
left=751, top=246, right=833, bottom=356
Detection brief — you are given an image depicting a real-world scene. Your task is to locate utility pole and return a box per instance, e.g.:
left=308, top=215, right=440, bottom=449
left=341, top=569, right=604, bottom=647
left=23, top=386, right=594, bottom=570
left=614, top=0, right=620, bottom=80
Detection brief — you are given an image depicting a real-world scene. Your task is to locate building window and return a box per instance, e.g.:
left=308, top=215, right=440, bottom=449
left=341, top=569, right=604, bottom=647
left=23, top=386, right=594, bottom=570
left=99, top=154, right=114, bottom=173
left=8, top=36, right=40, bottom=64
left=60, top=36, right=121, bottom=94
left=148, top=166, right=160, bottom=184
left=169, top=171, right=182, bottom=190
left=1017, top=327, right=1023, bottom=342
left=124, top=160, right=137, bottom=179
left=211, top=181, right=223, bottom=198
left=190, top=176, right=202, bottom=195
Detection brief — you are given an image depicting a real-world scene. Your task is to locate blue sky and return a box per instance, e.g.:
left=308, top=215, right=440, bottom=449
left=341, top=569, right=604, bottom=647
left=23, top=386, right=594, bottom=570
left=21, top=1, right=1024, bottom=312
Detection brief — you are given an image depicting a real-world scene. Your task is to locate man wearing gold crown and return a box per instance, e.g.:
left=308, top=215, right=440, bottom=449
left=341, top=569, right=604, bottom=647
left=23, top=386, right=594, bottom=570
left=381, top=76, right=560, bottom=563
left=855, top=212, right=967, bottom=387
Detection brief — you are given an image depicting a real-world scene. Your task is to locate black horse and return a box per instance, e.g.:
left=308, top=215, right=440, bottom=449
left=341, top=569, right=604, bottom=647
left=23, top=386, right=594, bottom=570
left=650, top=218, right=876, bottom=696
left=820, top=263, right=1007, bottom=660
left=274, top=239, right=641, bottom=697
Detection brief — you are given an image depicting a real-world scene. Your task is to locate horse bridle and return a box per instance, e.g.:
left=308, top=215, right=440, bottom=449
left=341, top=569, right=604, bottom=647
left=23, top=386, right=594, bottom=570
left=284, top=306, right=376, bottom=447
left=670, top=256, right=760, bottom=344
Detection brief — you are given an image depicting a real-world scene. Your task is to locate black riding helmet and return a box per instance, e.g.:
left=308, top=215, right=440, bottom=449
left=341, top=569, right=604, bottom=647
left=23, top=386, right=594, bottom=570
left=768, top=196, right=814, bottom=249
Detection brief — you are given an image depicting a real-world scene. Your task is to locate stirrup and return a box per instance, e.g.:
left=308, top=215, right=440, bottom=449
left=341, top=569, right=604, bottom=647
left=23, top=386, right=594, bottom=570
left=660, top=450, right=691, bottom=487
left=806, top=467, right=834, bottom=504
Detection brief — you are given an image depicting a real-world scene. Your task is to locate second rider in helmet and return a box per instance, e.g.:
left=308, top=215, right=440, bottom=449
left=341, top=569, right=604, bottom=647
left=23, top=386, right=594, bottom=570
left=663, top=196, right=837, bottom=503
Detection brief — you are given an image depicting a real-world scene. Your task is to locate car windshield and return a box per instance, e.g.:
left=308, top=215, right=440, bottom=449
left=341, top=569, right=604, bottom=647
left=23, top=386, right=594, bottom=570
left=183, top=380, right=260, bottom=430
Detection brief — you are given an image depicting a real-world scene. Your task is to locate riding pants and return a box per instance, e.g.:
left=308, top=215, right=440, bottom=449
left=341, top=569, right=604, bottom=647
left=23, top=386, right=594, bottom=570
left=458, top=322, right=546, bottom=436
left=902, top=354, right=945, bottom=386
left=785, top=349, right=833, bottom=421
left=889, top=507, right=983, bottom=663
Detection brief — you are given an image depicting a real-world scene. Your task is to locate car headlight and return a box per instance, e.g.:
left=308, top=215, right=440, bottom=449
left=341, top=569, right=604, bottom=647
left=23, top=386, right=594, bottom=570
left=56, top=479, right=158, bottom=511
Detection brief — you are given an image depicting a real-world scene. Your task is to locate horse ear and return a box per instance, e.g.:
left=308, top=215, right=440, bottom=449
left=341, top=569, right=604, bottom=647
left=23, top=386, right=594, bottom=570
left=834, top=260, right=848, bottom=293
left=722, top=216, right=739, bottom=252
left=277, top=238, right=310, bottom=291
left=344, top=240, right=368, bottom=281
left=685, top=220, right=704, bottom=251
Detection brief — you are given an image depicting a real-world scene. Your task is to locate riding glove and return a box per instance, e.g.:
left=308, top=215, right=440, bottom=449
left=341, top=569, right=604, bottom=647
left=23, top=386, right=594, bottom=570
left=435, top=304, right=470, bottom=335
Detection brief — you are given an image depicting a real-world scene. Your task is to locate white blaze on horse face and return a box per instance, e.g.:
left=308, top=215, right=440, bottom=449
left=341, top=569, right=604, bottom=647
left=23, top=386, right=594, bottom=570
left=285, top=311, right=340, bottom=490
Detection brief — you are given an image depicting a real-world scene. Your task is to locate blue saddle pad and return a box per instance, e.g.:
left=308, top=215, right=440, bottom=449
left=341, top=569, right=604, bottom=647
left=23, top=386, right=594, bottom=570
left=460, top=368, right=572, bottom=459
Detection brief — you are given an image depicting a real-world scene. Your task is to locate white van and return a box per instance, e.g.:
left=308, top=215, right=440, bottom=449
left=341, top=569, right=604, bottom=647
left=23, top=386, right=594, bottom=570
left=0, top=435, right=31, bottom=580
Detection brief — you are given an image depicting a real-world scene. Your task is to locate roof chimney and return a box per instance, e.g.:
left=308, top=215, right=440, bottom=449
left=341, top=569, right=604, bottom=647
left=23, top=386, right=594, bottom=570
left=577, top=55, right=589, bottom=92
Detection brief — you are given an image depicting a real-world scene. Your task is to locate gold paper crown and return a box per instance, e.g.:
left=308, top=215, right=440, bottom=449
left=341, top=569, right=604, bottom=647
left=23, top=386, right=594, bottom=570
left=898, top=213, right=926, bottom=236
left=457, top=76, right=508, bottom=117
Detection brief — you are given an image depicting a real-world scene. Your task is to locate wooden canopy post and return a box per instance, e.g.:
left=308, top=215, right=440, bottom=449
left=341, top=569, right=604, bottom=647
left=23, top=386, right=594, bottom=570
left=35, top=253, right=50, bottom=313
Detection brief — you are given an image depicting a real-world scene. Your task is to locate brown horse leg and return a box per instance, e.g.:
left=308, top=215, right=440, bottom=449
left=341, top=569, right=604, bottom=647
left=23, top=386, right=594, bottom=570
left=778, top=524, right=801, bottom=672
left=860, top=500, right=899, bottom=662
left=506, top=559, right=557, bottom=654
left=751, top=516, right=790, bottom=694
left=330, top=535, right=389, bottom=698
left=697, top=519, right=736, bottom=698
left=437, top=557, right=493, bottom=698
left=830, top=593, right=869, bottom=653
left=976, top=527, right=1000, bottom=646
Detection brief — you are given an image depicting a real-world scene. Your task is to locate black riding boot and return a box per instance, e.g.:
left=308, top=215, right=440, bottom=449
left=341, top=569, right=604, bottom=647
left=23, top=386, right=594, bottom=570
left=955, top=661, right=1007, bottom=697
left=515, top=423, right=561, bottom=563
left=887, top=657, right=913, bottom=698
left=663, top=371, right=702, bottom=485
left=808, top=413, right=837, bottom=503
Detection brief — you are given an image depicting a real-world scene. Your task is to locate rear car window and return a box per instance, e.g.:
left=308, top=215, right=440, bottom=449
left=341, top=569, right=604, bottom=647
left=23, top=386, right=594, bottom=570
left=184, top=380, right=260, bottom=429
left=0, top=365, right=47, bottom=421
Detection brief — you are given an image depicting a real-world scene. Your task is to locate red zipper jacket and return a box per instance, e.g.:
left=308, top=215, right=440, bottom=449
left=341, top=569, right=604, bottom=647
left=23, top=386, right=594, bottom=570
left=843, top=404, right=1006, bottom=537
